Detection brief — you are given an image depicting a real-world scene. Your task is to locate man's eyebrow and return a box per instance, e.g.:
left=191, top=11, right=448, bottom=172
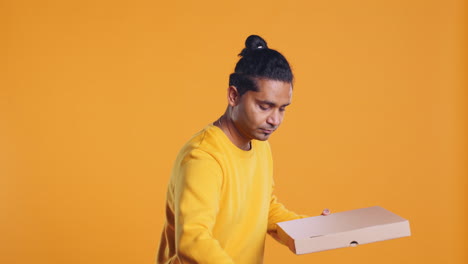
left=257, top=100, right=291, bottom=107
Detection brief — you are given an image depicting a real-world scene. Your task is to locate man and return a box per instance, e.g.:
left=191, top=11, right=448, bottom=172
left=157, top=35, right=328, bottom=264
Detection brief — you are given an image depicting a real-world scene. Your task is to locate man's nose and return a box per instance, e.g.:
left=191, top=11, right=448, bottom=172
left=267, top=110, right=282, bottom=127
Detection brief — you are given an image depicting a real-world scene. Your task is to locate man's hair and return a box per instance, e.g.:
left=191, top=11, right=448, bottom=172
left=229, top=35, right=294, bottom=96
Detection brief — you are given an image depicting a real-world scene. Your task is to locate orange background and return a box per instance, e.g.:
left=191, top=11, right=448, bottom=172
left=1, top=0, right=467, bottom=263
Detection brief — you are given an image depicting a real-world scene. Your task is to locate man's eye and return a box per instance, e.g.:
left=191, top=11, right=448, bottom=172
left=259, top=105, right=270, bottom=110
left=279, top=107, right=286, bottom=112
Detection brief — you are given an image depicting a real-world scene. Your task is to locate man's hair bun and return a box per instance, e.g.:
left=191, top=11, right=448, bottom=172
left=240, top=35, right=268, bottom=56
left=230, top=34, right=293, bottom=96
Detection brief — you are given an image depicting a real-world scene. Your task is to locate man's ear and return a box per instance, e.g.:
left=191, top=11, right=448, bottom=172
left=227, top=86, right=241, bottom=107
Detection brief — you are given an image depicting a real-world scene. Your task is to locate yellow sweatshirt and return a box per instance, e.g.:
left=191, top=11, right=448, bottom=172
left=157, top=124, right=302, bottom=264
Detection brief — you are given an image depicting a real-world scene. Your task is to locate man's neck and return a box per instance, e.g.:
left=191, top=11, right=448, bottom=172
left=215, top=114, right=251, bottom=151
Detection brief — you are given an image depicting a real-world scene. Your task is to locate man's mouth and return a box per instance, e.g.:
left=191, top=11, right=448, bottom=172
left=260, top=128, right=274, bottom=134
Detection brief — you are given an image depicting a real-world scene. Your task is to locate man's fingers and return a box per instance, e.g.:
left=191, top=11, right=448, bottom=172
left=321, top=208, right=330, bottom=216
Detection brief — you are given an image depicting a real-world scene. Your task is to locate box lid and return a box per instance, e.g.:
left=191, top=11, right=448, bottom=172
left=277, top=206, right=408, bottom=240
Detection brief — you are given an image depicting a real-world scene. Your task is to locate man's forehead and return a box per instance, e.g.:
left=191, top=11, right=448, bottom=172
left=253, top=80, right=292, bottom=101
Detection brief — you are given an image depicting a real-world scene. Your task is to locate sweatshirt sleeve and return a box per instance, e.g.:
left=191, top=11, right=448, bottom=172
left=263, top=141, right=308, bottom=241
left=173, top=149, right=235, bottom=264
left=267, top=182, right=308, bottom=244
left=267, top=193, right=306, bottom=232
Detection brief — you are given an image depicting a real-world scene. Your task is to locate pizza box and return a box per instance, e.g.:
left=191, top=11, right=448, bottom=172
left=276, top=206, right=411, bottom=254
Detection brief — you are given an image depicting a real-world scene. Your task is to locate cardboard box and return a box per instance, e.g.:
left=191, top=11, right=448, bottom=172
left=276, top=206, right=411, bottom=254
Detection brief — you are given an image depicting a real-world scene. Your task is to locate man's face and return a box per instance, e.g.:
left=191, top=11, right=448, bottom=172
left=230, top=78, right=293, bottom=141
